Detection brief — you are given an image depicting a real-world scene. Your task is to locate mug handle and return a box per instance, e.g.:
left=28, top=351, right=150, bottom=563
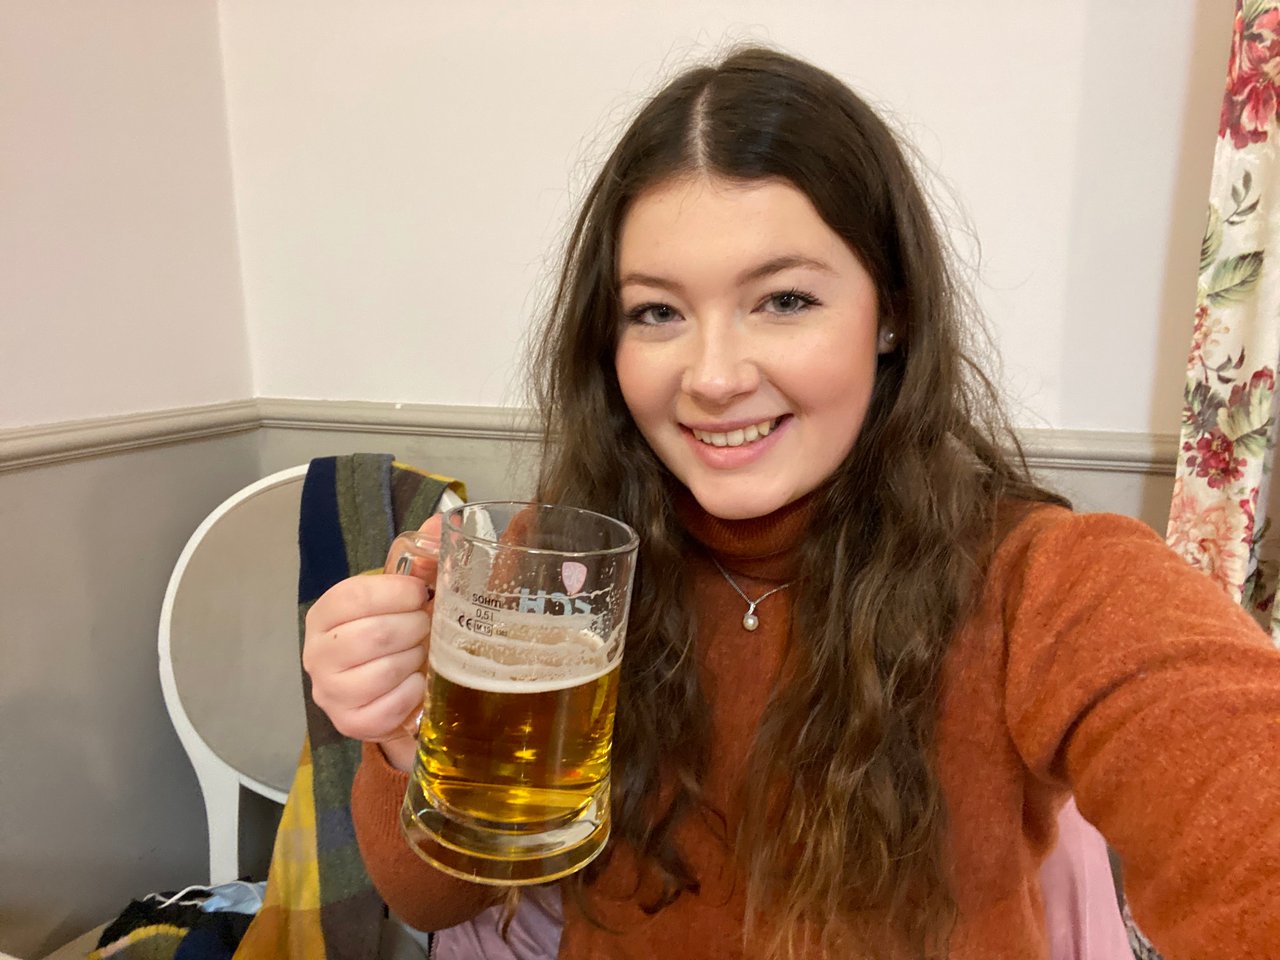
left=384, top=530, right=441, bottom=601
left=382, top=530, right=442, bottom=740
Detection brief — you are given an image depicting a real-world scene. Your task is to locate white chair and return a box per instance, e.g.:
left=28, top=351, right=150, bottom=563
left=158, top=464, right=310, bottom=884
left=158, top=464, right=462, bottom=884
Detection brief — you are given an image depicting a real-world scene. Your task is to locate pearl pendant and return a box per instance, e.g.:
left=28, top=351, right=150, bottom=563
left=742, top=611, right=759, bottom=631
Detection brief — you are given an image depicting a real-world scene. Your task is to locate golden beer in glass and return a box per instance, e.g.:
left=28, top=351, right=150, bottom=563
left=390, top=501, right=637, bottom=885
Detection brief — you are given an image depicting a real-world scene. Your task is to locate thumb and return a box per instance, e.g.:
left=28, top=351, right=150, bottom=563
left=407, top=512, right=445, bottom=599
left=418, top=512, right=444, bottom=539
left=385, top=513, right=444, bottom=584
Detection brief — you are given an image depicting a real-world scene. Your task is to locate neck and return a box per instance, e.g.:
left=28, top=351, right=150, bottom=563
left=673, top=484, right=817, bottom=582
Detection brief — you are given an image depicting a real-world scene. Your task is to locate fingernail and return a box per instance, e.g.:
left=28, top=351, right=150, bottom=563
left=402, top=709, right=424, bottom=735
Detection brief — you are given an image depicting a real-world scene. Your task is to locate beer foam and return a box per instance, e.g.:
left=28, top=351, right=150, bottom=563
left=429, top=616, right=619, bottom=694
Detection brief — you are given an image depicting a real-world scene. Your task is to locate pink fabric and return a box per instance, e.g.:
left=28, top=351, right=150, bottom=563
left=433, top=884, right=562, bottom=960
left=1039, top=797, right=1131, bottom=959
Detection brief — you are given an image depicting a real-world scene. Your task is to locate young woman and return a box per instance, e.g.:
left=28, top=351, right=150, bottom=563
left=302, top=48, right=1280, bottom=958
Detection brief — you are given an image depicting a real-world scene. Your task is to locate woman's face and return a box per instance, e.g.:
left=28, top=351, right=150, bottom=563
left=614, top=175, right=888, bottom=520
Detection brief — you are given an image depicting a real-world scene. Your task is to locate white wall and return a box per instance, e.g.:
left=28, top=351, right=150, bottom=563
left=0, top=1, right=251, bottom=430
left=219, top=0, right=1232, bottom=433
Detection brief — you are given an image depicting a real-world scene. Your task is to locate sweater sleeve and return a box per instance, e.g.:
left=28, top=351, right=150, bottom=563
left=1000, top=509, right=1280, bottom=957
left=351, top=741, right=499, bottom=930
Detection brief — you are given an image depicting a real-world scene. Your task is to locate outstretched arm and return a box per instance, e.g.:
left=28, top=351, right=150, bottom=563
left=1002, top=511, right=1280, bottom=956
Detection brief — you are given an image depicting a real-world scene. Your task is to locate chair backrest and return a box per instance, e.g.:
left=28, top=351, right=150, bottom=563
left=157, top=464, right=464, bottom=884
left=158, top=465, right=310, bottom=881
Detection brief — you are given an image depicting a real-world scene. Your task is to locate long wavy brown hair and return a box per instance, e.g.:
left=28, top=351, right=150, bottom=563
left=529, top=47, right=1066, bottom=957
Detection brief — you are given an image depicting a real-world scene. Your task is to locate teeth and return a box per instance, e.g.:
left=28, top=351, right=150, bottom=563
left=692, top=418, right=779, bottom=448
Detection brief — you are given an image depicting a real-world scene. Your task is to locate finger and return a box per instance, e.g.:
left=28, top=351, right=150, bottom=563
left=304, top=607, right=428, bottom=677
left=321, top=643, right=428, bottom=711
left=318, top=609, right=431, bottom=674
left=337, top=670, right=427, bottom=742
left=306, top=575, right=428, bottom=636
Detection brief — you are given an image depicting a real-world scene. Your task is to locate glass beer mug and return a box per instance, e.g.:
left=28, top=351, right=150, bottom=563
left=387, top=501, right=638, bottom=885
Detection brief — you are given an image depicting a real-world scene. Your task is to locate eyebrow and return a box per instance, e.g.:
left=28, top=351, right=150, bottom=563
left=618, top=254, right=836, bottom=293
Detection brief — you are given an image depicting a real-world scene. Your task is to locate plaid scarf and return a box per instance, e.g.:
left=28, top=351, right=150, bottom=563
left=232, top=454, right=463, bottom=960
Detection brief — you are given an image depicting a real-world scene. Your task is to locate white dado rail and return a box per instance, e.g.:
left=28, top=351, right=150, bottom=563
left=0, top=400, right=262, bottom=472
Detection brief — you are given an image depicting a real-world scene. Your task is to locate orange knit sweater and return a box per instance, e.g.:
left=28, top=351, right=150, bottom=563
left=352, top=503, right=1280, bottom=958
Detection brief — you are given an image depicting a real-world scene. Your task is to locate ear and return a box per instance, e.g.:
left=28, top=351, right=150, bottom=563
left=877, top=289, right=907, bottom=355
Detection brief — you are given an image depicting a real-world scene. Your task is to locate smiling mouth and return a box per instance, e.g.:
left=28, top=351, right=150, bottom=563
left=689, top=416, right=785, bottom=448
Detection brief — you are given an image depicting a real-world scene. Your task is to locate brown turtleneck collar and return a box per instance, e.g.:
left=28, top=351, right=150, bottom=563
left=672, top=484, right=816, bottom=582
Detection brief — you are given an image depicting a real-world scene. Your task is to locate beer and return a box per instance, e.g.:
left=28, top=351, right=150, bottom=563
left=414, top=654, right=619, bottom=827
left=401, top=609, right=622, bottom=883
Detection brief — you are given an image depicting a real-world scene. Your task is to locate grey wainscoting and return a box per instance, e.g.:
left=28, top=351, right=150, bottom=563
left=0, top=431, right=261, bottom=958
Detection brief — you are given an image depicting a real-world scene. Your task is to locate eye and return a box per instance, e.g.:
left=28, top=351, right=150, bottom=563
left=624, top=302, right=683, bottom=326
left=761, top=289, right=820, bottom=316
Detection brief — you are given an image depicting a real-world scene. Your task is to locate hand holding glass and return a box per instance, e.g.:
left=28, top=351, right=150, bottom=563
left=386, top=501, right=638, bottom=885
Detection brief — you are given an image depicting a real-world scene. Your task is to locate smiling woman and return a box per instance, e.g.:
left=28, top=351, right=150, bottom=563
left=314, top=44, right=1280, bottom=960
left=516, top=47, right=1073, bottom=957
left=614, top=176, right=886, bottom=521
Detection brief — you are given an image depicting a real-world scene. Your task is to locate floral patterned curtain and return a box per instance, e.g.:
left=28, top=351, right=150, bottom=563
left=1168, top=0, right=1280, bottom=643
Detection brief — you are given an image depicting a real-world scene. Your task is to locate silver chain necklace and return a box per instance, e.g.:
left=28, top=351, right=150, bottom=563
left=710, top=555, right=795, bottom=632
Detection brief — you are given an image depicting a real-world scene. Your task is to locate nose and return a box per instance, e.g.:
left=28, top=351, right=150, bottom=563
left=680, top=319, right=760, bottom=406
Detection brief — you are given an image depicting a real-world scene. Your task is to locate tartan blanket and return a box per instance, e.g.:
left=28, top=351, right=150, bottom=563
left=231, top=454, right=464, bottom=960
